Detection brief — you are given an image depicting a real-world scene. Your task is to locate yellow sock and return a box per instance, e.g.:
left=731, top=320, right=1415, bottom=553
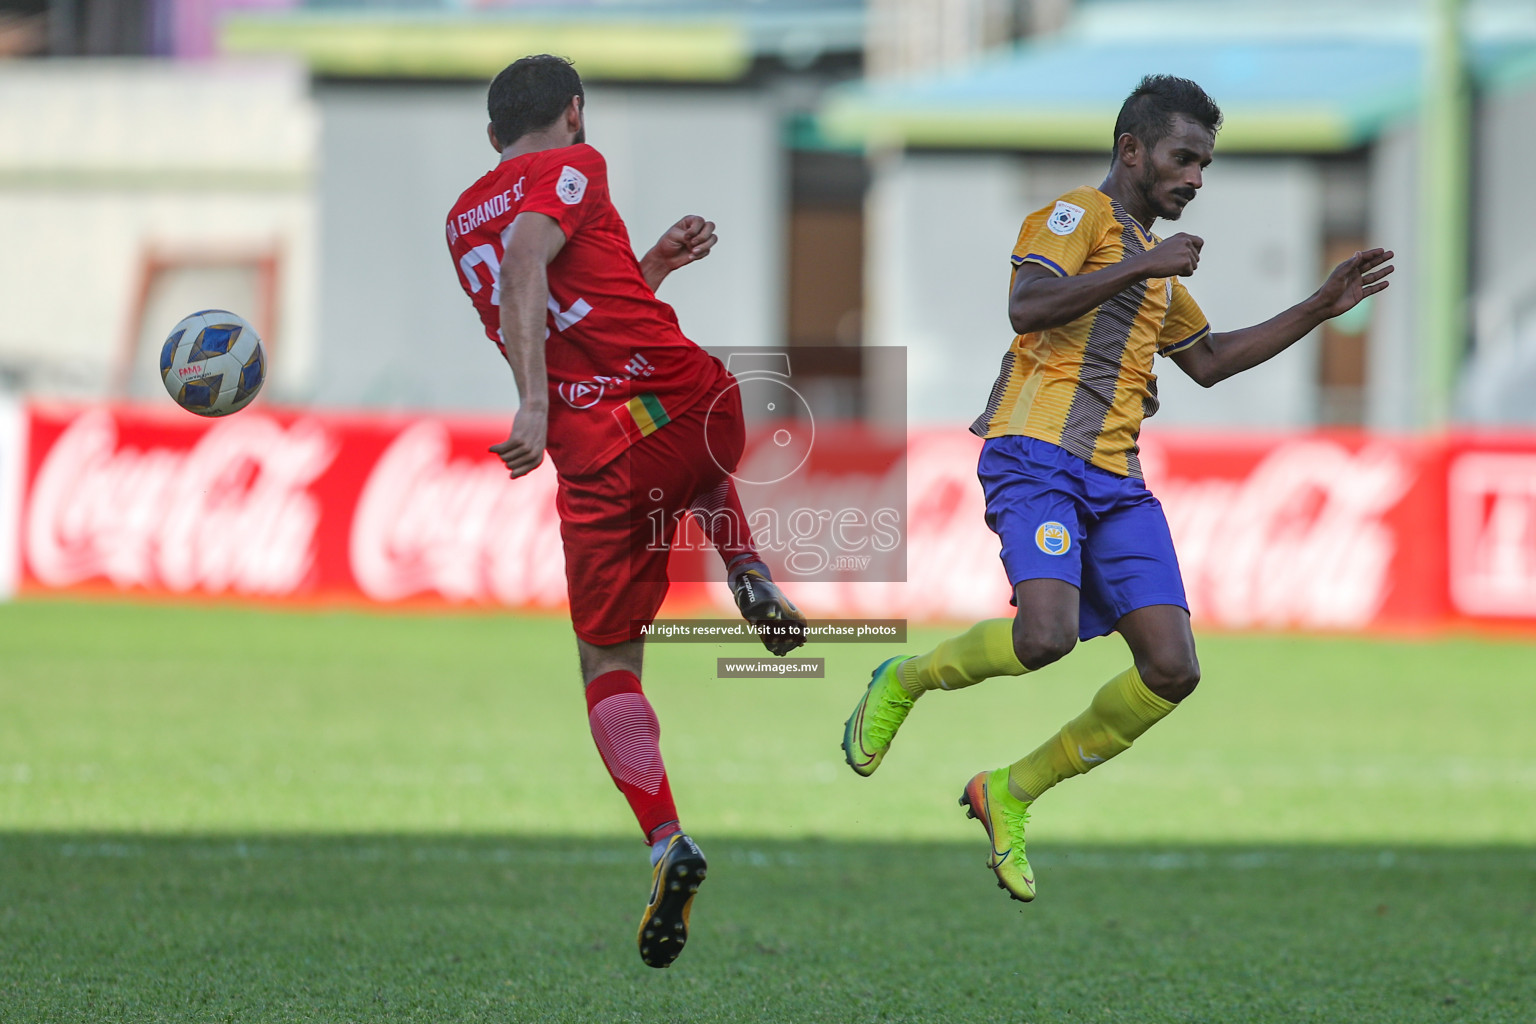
left=1007, top=665, right=1175, bottom=801
left=896, top=619, right=1027, bottom=697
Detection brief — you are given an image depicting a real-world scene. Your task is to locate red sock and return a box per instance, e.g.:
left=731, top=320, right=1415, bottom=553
left=585, top=670, right=678, bottom=840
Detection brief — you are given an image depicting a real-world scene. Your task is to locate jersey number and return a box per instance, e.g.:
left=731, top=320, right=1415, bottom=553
left=459, top=243, right=502, bottom=304
left=459, top=242, right=593, bottom=336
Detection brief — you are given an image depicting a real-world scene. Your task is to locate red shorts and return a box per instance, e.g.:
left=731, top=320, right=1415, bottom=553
left=556, top=369, right=744, bottom=645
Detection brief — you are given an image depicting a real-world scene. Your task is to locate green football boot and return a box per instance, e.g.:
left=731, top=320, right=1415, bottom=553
left=959, top=768, right=1036, bottom=902
left=841, top=655, right=917, bottom=777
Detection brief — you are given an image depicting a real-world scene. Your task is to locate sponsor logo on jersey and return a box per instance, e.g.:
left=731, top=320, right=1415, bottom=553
left=1035, top=521, right=1071, bottom=555
left=557, top=165, right=588, bottom=205
left=556, top=353, right=656, bottom=410
left=1047, top=200, right=1086, bottom=236
left=558, top=380, right=606, bottom=409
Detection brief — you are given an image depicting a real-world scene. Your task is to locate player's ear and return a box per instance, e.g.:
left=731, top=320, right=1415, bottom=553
left=1115, top=132, right=1140, bottom=168
left=487, top=122, right=502, bottom=153
left=565, top=95, right=583, bottom=134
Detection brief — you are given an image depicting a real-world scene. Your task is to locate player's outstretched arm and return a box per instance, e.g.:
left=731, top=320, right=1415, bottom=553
left=639, top=215, right=717, bottom=292
left=1010, top=233, right=1203, bottom=334
left=1171, top=248, right=1394, bottom=388
left=490, top=211, right=567, bottom=478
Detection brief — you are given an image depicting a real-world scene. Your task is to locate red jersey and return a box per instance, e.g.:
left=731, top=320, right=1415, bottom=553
left=447, top=142, right=724, bottom=476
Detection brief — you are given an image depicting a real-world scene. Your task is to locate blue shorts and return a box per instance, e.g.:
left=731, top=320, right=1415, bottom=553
left=978, top=435, right=1188, bottom=640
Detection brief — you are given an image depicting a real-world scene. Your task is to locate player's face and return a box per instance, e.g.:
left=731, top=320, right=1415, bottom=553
left=1138, top=116, right=1214, bottom=221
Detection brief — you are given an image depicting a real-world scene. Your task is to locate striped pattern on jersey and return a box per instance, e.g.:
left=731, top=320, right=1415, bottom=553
left=970, top=186, right=1210, bottom=479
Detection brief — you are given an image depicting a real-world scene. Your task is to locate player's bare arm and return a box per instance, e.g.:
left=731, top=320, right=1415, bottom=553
left=489, top=210, right=567, bottom=477
left=1008, top=233, right=1203, bottom=335
left=1171, top=247, right=1394, bottom=388
left=639, top=215, right=717, bottom=292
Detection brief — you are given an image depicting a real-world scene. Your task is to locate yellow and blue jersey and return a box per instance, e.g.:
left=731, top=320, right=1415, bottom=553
left=969, top=186, right=1209, bottom=479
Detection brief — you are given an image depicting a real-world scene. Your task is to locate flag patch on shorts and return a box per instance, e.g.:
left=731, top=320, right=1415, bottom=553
left=624, top=392, right=670, bottom=437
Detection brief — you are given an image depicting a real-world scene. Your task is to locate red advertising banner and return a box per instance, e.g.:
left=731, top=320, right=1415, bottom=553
left=19, top=404, right=572, bottom=609
left=1446, top=435, right=1536, bottom=626
left=1141, top=432, right=1448, bottom=632
left=14, top=402, right=1536, bottom=633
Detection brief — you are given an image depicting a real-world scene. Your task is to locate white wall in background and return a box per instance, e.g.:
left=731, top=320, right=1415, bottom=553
left=312, top=83, right=783, bottom=413
left=0, top=60, right=317, bottom=401
left=866, top=151, right=1323, bottom=427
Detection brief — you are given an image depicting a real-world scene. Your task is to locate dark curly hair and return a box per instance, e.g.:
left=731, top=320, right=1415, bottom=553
left=488, top=54, right=584, bottom=148
left=1112, top=75, right=1222, bottom=155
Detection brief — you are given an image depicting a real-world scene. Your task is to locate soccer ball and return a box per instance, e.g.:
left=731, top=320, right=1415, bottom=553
left=160, top=309, right=266, bottom=416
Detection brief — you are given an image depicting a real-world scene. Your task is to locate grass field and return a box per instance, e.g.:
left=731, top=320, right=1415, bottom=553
left=2, top=599, right=1534, bottom=1022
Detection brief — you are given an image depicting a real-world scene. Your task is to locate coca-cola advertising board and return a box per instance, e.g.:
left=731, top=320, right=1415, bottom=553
left=1447, top=436, right=1536, bottom=623
left=1140, top=432, right=1447, bottom=631
left=11, top=402, right=1536, bottom=632
left=0, top=398, right=24, bottom=601
left=18, top=404, right=570, bottom=608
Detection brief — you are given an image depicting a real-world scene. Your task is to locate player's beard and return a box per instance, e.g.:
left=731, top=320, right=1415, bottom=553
left=1140, top=163, right=1192, bottom=222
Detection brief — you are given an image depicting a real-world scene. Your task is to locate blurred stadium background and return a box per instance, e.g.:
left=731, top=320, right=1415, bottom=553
left=1, top=0, right=1535, bottom=627
left=1, top=1, right=1534, bottom=1021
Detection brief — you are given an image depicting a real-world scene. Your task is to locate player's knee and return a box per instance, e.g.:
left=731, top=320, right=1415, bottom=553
left=1011, top=623, right=1076, bottom=671
left=1139, top=656, right=1200, bottom=703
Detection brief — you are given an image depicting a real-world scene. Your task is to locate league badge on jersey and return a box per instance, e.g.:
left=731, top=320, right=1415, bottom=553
left=557, top=165, right=588, bottom=205
left=1047, top=201, right=1086, bottom=236
left=1035, top=521, right=1071, bottom=556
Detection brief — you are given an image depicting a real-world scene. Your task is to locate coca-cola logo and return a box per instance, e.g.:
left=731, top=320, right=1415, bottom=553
left=349, top=420, right=567, bottom=605
left=25, top=410, right=334, bottom=595
left=1151, top=438, right=1413, bottom=629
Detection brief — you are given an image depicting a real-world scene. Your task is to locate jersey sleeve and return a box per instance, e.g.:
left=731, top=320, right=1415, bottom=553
left=1157, top=278, right=1210, bottom=356
left=1010, top=190, right=1107, bottom=279
left=517, top=144, right=607, bottom=239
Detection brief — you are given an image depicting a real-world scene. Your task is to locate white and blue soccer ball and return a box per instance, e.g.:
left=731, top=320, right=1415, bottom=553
left=160, top=310, right=266, bottom=416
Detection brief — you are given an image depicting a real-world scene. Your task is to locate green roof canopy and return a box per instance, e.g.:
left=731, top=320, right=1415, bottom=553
left=223, top=1, right=864, bottom=82
left=821, top=36, right=1536, bottom=153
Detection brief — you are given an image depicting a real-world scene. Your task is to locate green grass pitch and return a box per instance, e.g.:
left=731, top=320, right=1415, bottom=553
left=1, top=598, right=1533, bottom=1022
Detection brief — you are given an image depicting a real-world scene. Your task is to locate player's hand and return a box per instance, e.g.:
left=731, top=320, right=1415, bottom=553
left=1138, top=232, right=1203, bottom=278
left=489, top=407, right=548, bottom=478
left=647, top=215, right=717, bottom=274
left=1310, top=248, right=1395, bottom=320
